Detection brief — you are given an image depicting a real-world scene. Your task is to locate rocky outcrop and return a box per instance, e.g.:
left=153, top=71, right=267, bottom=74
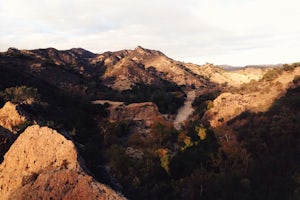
left=108, top=102, right=162, bottom=127
left=0, top=101, right=27, bottom=133
left=0, top=125, right=126, bottom=200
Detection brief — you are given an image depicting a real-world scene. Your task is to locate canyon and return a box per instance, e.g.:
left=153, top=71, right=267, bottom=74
left=0, top=46, right=299, bottom=199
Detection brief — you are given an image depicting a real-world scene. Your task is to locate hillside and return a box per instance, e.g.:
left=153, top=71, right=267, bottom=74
left=0, top=46, right=299, bottom=199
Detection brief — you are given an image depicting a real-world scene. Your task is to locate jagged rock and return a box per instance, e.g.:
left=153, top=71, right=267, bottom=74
left=0, top=125, right=126, bottom=200
left=0, top=101, right=27, bottom=133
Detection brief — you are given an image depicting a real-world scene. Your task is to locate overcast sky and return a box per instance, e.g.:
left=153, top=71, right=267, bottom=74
left=1, top=0, right=300, bottom=66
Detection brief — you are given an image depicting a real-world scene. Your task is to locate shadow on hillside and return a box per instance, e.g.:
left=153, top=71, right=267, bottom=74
left=218, top=85, right=300, bottom=199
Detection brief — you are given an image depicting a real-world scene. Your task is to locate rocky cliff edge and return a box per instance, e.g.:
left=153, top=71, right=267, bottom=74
left=0, top=125, right=126, bottom=200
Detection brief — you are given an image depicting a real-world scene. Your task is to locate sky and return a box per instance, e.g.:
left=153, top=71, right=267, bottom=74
left=0, top=0, right=300, bottom=66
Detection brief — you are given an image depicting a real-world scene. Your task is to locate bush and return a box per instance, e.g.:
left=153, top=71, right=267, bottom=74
left=0, top=86, right=40, bottom=104
left=115, top=83, right=185, bottom=114
left=192, top=91, right=219, bottom=117
left=262, top=68, right=281, bottom=81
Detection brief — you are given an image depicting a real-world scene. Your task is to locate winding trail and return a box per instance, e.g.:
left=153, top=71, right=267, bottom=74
left=174, top=90, right=196, bottom=130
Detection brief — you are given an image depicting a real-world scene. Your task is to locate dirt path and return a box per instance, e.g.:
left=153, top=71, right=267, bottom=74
left=174, top=90, right=196, bottom=130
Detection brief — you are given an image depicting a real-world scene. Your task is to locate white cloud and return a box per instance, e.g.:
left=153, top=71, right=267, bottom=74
left=1, top=0, right=300, bottom=66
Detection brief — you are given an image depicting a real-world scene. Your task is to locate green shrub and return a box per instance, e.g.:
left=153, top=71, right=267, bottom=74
left=115, top=83, right=185, bottom=114
left=0, top=86, right=40, bottom=104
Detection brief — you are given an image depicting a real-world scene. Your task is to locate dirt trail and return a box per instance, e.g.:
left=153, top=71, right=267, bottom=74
left=174, top=90, right=196, bottom=130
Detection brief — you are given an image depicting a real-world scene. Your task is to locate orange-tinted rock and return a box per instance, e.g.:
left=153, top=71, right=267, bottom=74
left=0, top=101, right=27, bottom=133
left=109, top=102, right=162, bottom=127
left=0, top=125, right=126, bottom=200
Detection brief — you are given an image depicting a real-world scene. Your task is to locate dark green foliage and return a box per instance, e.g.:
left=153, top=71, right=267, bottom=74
left=151, top=122, right=179, bottom=148
left=101, top=120, right=133, bottom=146
left=230, top=85, right=300, bottom=200
left=0, top=86, right=40, bottom=105
left=107, top=146, right=169, bottom=200
left=114, top=83, right=185, bottom=114
left=170, top=121, right=219, bottom=179
left=192, top=91, right=220, bottom=117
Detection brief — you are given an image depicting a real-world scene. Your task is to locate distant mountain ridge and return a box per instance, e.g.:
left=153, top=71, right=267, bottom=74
left=1, top=46, right=275, bottom=92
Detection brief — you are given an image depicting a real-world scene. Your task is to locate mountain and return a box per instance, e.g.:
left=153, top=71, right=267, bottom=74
left=1, top=46, right=203, bottom=92
left=0, top=46, right=299, bottom=199
left=1, top=46, right=271, bottom=92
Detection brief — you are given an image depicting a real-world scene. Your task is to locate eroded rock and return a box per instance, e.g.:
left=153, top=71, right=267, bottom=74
left=109, top=102, right=162, bottom=127
left=0, top=125, right=126, bottom=200
left=0, top=101, right=27, bottom=133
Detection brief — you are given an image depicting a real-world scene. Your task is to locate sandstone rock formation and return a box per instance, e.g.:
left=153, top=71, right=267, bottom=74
left=0, top=101, right=27, bottom=133
left=0, top=125, right=126, bottom=200
left=108, top=102, right=163, bottom=127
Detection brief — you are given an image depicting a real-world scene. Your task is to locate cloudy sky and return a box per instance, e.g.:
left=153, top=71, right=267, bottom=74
left=0, top=0, right=300, bottom=66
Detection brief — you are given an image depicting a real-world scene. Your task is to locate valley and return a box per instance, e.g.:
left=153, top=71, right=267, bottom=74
left=0, top=46, right=299, bottom=200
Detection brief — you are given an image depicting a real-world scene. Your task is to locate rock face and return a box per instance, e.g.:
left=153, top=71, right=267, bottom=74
left=0, top=101, right=27, bottom=133
left=0, top=125, right=126, bottom=200
left=108, top=102, right=162, bottom=127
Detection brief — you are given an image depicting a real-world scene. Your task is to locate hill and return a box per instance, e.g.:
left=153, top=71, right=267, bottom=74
left=0, top=46, right=299, bottom=199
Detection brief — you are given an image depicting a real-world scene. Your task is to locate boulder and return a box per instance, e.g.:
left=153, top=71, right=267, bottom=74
left=0, top=125, right=126, bottom=200
left=0, top=101, right=27, bottom=133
